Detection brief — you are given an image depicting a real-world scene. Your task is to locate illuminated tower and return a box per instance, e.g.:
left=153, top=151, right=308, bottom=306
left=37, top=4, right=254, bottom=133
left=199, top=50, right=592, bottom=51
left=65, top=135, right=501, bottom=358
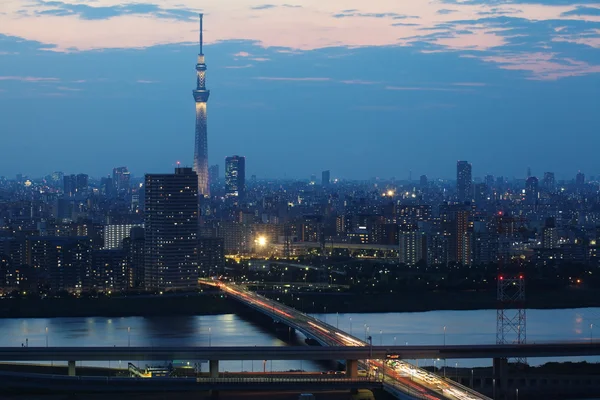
left=193, top=13, right=210, bottom=197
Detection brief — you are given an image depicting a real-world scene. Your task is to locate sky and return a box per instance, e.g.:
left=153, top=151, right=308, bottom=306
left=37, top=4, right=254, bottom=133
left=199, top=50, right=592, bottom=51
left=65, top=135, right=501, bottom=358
left=0, top=0, right=599, bottom=180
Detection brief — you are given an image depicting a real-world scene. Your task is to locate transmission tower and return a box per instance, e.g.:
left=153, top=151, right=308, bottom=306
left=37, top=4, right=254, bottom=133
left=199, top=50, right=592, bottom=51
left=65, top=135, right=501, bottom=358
left=496, top=274, right=527, bottom=364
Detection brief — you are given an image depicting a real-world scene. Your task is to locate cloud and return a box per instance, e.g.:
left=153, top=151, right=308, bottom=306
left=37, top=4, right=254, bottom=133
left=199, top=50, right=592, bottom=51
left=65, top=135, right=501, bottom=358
left=56, top=86, right=82, bottom=91
left=251, top=5, right=277, bottom=11
left=340, top=80, right=380, bottom=85
left=333, top=12, right=414, bottom=19
left=224, top=64, right=254, bottom=69
left=254, top=77, right=331, bottom=82
left=438, top=9, right=458, bottom=15
left=251, top=57, right=270, bottom=62
left=233, top=51, right=251, bottom=57
left=452, top=82, right=487, bottom=86
left=34, top=1, right=198, bottom=21
left=478, top=51, right=600, bottom=80
left=136, top=80, right=159, bottom=84
left=0, top=76, right=59, bottom=82
left=386, top=86, right=475, bottom=92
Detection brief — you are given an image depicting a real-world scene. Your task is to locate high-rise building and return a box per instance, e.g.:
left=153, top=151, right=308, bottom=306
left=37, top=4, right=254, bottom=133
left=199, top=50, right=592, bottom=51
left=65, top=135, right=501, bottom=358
left=113, top=167, right=131, bottom=195
left=456, top=161, right=472, bottom=203
left=525, top=176, right=539, bottom=205
left=322, top=170, right=330, bottom=187
left=209, top=164, right=219, bottom=186
left=104, top=224, right=144, bottom=249
left=198, top=237, right=225, bottom=276
left=76, top=174, right=88, bottom=194
left=144, top=167, right=199, bottom=291
left=123, top=227, right=145, bottom=289
left=63, top=175, right=76, bottom=196
left=193, top=14, right=211, bottom=198
left=398, top=224, right=426, bottom=265
left=225, top=156, right=246, bottom=199
left=543, top=172, right=555, bottom=191
left=576, top=171, right=585, bottom=187
left=420, top=175, right=428, bottom=188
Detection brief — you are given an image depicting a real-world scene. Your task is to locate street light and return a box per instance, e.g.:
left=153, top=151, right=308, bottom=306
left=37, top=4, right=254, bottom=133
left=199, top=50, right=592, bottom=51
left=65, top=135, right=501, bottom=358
left=45, top=327, right=48, bottom=348
left=394, top=336, right=397, bottom=346
left=127, top=327, right=131, bottom=347
left=208, top=327, right=212, bottom=347
left=591, top=323, right=594, bottom=343
left=336, top=312, right=339, bottom=329
left=455, top=362, right=459, bottom=381
left=516, top=388, right=519, bottom=400
left=349, top=317, right=352, bottom=335
left=443, top=326, right=447, bottom=346
left=380, top=330, right=383, bottom=346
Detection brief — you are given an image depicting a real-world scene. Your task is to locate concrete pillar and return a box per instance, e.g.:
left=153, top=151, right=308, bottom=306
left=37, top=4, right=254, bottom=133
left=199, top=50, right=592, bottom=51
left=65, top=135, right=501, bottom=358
left=209, top=360, right=219, bottom=378
left=68, top=360, right=76, bottom=377
left=493, top=357, right=508, bottom=400
left=346, top=359, right=358, bottom=379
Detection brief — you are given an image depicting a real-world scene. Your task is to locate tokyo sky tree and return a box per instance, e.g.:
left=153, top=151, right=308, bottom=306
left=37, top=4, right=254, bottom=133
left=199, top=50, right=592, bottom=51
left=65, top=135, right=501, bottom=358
left=193, top=13, right=210, bottom=197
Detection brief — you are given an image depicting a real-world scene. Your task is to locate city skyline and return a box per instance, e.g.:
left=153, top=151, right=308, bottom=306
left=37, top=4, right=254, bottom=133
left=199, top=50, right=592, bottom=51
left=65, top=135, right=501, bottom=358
left=0, top=1, right=599, bottom=179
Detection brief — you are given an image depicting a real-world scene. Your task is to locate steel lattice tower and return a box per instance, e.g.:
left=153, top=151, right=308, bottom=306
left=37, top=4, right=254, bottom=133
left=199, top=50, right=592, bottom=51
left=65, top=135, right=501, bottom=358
left=497, top=274, right=527, bottom=364
left=193, top=13, right=210, bottom=198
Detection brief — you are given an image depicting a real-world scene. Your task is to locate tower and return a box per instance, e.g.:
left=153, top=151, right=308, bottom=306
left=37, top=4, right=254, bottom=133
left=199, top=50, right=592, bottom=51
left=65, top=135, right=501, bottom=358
left=193, top=13, right=211, bottom=197
left=497, top=273, right=526, bottom=364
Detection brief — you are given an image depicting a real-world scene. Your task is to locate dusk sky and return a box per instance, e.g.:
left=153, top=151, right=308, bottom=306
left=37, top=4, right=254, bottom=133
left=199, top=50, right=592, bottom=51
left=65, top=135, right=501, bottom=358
left=0, top=0, right=599, bottom=180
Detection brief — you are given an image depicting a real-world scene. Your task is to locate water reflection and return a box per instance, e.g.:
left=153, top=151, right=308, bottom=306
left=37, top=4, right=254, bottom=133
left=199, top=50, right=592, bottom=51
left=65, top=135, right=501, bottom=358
left=2, top=308, right=599, bottom=371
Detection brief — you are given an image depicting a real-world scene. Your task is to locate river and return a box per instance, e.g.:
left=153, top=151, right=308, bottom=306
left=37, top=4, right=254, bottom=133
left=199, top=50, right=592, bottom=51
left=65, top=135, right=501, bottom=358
left=3, top=307, right=600, bottom=371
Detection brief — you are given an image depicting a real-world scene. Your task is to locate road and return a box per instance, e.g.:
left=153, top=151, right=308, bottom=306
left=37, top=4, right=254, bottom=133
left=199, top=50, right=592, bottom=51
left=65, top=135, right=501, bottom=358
left=210, top=280, right=491, bottom=400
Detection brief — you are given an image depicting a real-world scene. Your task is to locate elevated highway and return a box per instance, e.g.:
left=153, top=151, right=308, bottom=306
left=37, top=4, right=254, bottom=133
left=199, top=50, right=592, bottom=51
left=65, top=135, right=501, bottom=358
left=206, top=280, right=492, bottom=400
left=1, top=343, right=599, bottom=362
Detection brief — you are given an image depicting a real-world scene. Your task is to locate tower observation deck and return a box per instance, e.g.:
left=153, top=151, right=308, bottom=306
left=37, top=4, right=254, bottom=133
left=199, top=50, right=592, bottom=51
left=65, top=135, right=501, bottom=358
left=193, top=13, right=210, bottom=197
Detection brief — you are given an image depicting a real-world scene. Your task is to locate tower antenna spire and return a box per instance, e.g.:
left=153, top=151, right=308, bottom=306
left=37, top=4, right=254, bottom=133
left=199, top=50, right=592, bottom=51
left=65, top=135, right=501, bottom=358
left=199, top=13, right=204, bottom=55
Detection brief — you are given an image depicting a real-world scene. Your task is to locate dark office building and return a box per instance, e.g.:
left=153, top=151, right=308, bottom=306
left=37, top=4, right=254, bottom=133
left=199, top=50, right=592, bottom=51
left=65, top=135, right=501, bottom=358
left=76, top=174, right=88, bottom=194
left=123, top=226, right=145, bottom=289
left=576, top=171, right=585, bottom=187
left=543, top=172, right=555, bottom=191
left=525, top=176, right=539, bottom=205
left=198, top=237, right=225, bottom=276
left=63, top=175, right=76, bottom=197
left=26, top=236, right=93, bottom=293
left=322, top=170, right=330, bottom=187
left=112, top=167, right=131, bottom=195
left=91, top=249, right=128, bottom=293
left=456, top=161, right=472, bottom=203
left=225, top=156, right=246, bottom=199
left=144, top=167, right=199, bottom=291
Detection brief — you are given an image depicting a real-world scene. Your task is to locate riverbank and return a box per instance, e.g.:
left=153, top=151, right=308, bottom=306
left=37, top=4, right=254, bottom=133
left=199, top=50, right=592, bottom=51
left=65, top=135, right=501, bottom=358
left=0, top=286, right=598, bottom=318
left=265, top=286, right=600, bottom=314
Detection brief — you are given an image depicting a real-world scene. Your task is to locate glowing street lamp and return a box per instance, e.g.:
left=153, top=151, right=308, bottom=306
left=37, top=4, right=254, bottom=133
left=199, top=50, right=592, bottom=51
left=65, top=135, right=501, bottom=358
left=257, top=236, right=267, bottom=247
